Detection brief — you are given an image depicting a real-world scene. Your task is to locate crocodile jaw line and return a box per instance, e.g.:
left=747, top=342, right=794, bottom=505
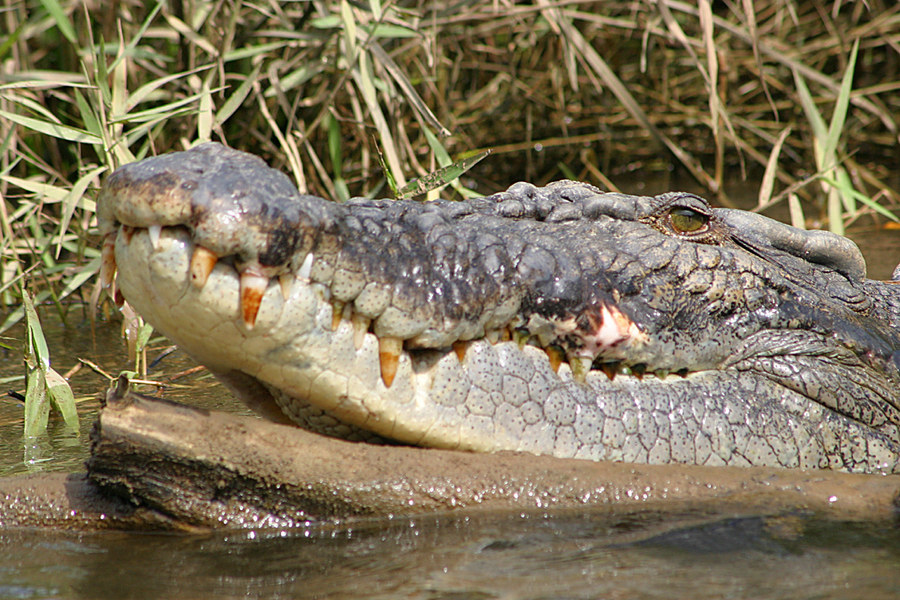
left=112, top=225, right=680, bottom=452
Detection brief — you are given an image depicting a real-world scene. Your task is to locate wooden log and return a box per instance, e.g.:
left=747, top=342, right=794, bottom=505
left=85, top=378, right=900, bottom=528
left=2, top=377, right=898, bottom=531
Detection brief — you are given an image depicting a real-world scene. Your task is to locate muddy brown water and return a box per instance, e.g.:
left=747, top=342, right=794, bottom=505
left=1, top=187, right=898, bottom=599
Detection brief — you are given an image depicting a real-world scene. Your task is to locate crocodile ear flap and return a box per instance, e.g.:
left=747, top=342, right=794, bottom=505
left=716, top=209, right=867, bottom=280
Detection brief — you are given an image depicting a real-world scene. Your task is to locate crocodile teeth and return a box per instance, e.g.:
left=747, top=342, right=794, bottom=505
left=100, top=234, right=117, bottom=288
left=352, top=313, right=369, bottom=350
left=239, top=269, right=268, bottom=329
left=630, top=363, right=647, bottom=380
left=297, top=252, right=314, bottom=280
left=147, top=225, right=162, bottom=248
left=190, top=245, right=218, bottom=288
left=545, top=345, right=564, bottom=373
left=599, top=361, right=620, bottom=381
left=378, top=336, right=402, bottom=387
left=331, top=300, right=345, bottom=331
left=453, top=340, right=470, bottom=362
left=514, top=329, right=530, bottom=348
left=278, top=274, right=293, bottom=299
left=569, top=355, right=592, bottom=383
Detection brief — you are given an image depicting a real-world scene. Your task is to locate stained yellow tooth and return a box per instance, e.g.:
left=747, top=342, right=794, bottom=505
left=378, top=336, right=402, bottom=387
left=630, top=363, right=647, bottom=380
left=100, top=234, right=117, bottom=288
left=239, top=270, right=268, bottom=329
left=546, top=345, right=564, bottom=373
left=190, top=246, right=218, bottom=288
left=352, top=313, right=369, bottom=349
left=570, top=356, right=592, bottom=383
left=331, top=300, right=345, bottom=331
left=278, top=274, right=293, bottom=299
left=453, top=340, right=470, bottom=362
left=599, top=361, right=620, bottom=381
left=514, top=329, right=530, bottom=348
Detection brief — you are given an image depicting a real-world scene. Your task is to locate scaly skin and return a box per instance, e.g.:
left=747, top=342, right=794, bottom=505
left=97, top=143, right=900, bottom=473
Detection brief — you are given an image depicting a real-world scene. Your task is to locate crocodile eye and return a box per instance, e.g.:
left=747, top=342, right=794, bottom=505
left=668, top=207, right=709, bottom=234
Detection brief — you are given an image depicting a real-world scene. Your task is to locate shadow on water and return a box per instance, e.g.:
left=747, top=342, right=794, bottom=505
left=0, top=179, right=898, bottom=599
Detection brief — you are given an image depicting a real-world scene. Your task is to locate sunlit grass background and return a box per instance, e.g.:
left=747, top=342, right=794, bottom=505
left=1, top=1, right=899, bottom=434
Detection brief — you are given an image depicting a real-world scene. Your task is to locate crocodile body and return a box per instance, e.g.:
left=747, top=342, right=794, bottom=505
left=97, top=143, right=900, bottom=473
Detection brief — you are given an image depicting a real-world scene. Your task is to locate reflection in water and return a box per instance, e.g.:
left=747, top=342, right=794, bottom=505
left=1, top=510, right=899, bottom=599
left=0, top=319, right=254, bottom=477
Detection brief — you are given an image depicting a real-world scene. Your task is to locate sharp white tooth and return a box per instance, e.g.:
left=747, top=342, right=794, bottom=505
left=378, top=336, right=402, bottom=388
left=297, top=252, right=314, bottom=280
left=352, top=313, right=370, bottom=350
left=239, top=270, right=269, bottom=329
left=485, top=329, right=500, bottom=344
left=100, top=234, right=117, bottom=288
left=147, top=225, right=161, bottom=248
left=189, top=246, right=218, bottom=288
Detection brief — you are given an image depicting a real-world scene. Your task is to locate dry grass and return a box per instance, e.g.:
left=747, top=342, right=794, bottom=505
left=2, top=0, right=899, bottom=330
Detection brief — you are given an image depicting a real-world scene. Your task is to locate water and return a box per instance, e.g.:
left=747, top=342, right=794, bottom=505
left=1, top=207, right=898, bottom=599
left=1, top=511, right=899, bottom=599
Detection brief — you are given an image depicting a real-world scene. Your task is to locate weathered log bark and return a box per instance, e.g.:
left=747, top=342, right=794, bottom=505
left=1, top=378, right=898, bottom=531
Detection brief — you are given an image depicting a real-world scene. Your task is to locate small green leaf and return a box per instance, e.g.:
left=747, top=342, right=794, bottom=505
left=46, top=367, right=78, bottom=431
left=136, top=322, right=154, bottom=351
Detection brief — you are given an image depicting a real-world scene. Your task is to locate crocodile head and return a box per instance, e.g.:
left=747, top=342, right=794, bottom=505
left=97, top=142, right=900, bottom=473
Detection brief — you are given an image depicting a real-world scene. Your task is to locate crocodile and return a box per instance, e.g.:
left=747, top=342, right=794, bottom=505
left=97, top=142, right=900, bottom=474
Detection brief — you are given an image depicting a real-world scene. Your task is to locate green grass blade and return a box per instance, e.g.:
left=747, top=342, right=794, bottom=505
left=822, top=40, right=858, bottom=167
left=791, top=71, right=827, bottom=155
left=38, top=0, right=77, bottom=44
left=327, top=114, right=350, bottom=202
left=216, top=64, right=260, bottom=124
left=55, top=165, right=107, bottom=258
left=23, top=364, right=49, bottom=438
left=23, top=291, right=50, bottom=371
left=0, top=109, right=102, bottom=144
